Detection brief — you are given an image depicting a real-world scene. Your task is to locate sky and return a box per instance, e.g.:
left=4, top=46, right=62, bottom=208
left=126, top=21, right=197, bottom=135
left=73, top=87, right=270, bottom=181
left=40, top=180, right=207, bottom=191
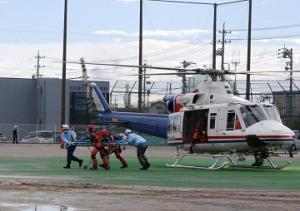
left=0, top=0, right=300, bottom=99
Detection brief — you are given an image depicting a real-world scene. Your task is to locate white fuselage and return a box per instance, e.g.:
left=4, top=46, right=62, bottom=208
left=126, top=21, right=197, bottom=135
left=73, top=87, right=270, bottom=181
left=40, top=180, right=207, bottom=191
left=167, top=102, right=294, bottom=154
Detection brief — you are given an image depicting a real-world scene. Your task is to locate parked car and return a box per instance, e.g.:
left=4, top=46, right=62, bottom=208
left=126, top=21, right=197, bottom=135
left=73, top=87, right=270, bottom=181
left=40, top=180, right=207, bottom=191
left=21, top=131, right=55, bottom=144
left=0, top=132, right=7, bottom=142
left=295, top=131, right=300, bottom=151
left=287, top=130, right=300, bottom=152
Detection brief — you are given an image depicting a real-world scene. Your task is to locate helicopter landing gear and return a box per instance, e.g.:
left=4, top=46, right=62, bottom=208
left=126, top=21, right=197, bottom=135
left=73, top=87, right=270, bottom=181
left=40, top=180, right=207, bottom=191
left=231, top=149, right=291, bottom=170
left=166, top=153, right=230, bottom=170
left=166, top=146, right=229, bottom=170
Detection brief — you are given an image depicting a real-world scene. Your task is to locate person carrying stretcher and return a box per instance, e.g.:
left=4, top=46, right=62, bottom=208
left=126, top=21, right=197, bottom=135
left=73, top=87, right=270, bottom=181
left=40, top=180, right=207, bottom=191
left=87, top=124, right=110, bottom=170
left=103, top=131, right=128, bottom=169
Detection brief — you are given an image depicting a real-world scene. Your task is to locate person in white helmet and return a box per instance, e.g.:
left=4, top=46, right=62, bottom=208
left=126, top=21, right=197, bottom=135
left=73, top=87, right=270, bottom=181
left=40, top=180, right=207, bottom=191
left=61, top=124, right=83, bottom=169
left=122, top=129, right=150, bottom=170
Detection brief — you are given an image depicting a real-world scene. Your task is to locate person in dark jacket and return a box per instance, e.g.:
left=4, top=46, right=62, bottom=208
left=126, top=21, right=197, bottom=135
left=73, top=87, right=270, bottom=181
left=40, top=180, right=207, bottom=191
left=12, top=125, right=18, bottom=144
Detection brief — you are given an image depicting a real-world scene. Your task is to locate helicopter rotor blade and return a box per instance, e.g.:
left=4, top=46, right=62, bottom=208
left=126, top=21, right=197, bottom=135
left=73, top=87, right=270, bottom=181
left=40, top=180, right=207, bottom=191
left=58, top=60, right=300, bottom=76
left=66, top=61, right=202, bottom=72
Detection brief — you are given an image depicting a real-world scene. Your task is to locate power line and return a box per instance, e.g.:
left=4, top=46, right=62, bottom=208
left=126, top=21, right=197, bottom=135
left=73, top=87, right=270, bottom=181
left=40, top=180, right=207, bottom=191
left=147, top=0, right=214, bottom=6
left=147, top=0, right=247, bottom=6
left=231, top=32, right=300, bottom=41
left=218, top=0, right=248, bottom=6
left=231, top=23, right=300, bottom=32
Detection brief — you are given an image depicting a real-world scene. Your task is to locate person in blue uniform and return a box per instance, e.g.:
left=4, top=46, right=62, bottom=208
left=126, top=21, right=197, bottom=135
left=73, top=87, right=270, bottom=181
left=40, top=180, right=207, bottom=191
left=122, top=129, right=150, bottom=170
left=61, top=124, right=83, bottom=169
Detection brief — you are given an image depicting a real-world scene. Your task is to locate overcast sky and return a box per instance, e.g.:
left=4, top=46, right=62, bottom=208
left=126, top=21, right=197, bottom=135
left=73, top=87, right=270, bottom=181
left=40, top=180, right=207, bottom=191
left=0, top=0, right=299, bottom=91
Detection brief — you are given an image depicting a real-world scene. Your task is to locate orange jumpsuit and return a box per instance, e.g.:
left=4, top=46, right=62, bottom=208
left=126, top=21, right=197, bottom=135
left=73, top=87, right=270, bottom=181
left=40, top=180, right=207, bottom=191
left=190, top=128, right=200, bottom=153
left=106, top=135, right=128, bottom=168
left=88, top=126, right=110, bottom=170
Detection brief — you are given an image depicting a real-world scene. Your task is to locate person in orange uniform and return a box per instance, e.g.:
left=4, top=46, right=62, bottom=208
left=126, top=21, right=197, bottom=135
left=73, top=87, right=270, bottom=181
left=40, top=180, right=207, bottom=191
left=103, top=130, right=128, bottom=169
left=190, top=121, right=201, bottom=153
left=87, top=124, right=110, bottom=170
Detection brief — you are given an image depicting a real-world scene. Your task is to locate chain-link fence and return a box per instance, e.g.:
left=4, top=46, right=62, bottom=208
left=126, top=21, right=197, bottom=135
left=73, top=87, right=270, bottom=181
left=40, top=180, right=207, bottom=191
left=0, top=123, right=166, bottom=146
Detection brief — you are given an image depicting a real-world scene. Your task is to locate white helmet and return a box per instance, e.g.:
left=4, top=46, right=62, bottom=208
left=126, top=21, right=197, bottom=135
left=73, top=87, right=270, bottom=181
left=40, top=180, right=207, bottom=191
left=124, top=129, right=131, bottom=134
left=62, top=124, right=69, bottom=130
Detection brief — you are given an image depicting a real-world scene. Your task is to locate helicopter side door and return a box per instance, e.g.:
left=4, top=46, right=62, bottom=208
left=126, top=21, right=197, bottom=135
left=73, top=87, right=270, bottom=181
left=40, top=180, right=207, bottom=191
left=167, top=112, right=184, bottom=145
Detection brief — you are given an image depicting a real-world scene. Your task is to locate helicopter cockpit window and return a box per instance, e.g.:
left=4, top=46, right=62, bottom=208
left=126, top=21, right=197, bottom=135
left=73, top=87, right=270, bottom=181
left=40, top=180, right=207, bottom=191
left=240, top=105, right=267, bottom=127
left=209, top=113, right=217, bottom=129
left=226, top=110, right=235, bottom=130
left=263, top=105, right=281, bottom=122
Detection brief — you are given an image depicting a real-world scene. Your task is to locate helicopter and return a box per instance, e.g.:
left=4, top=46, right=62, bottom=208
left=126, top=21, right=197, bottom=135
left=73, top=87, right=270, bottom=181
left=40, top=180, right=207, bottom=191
left=77, top=58, right=295, bottom=170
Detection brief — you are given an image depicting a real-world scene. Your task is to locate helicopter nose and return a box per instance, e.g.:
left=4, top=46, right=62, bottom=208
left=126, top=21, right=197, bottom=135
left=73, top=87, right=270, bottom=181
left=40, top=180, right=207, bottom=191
left=246, top=120, right=294, bottom=137
left=248, top=120, right=295, bottom=135
left=245, top=120, right=294, bottom=148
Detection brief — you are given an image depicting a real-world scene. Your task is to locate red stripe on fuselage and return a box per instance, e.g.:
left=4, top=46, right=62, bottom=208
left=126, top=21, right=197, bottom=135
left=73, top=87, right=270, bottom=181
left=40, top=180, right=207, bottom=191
left=171, top=134, right=293, bottom=141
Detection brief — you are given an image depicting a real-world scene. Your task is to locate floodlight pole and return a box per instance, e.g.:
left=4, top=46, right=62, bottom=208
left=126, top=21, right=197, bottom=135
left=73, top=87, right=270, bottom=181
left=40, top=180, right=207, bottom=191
left=138, top=0, right=143, bottom=112
left=246, top=0, right=252, bottom=100
left=61, top=0, right=68, bottom=125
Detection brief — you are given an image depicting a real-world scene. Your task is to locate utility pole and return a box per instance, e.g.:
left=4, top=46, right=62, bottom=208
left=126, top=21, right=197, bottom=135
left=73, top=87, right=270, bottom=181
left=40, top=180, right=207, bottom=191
left=35, top=51, right=45, bottom=79
left=34, top=51, right=45, bottom=131
left=246, top=0, right=252, bottom=100
left=143, top=63, right=147, bottom=111
left=138, top=0, right=143, bottom=112
left=61, top=0, right=68, bottom=125
left=278, top=45, right=293, bottom=121
left=218, top=23, right=231, bottom=71
left=212, top=3, right=217, bottom=81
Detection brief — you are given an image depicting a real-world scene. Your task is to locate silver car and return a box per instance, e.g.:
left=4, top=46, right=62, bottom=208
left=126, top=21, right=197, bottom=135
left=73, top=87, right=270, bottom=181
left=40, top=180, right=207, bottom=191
left=21, top=131, right=55, bottom=144
left=0, top=132, right=7, bottom=142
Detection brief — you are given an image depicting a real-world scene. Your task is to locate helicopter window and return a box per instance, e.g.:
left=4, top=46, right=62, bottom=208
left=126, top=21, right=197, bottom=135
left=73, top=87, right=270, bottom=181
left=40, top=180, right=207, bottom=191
left=226, top=110, right=235, bottom=130
left=240, top=105, right=267, bottom=127
left=263, top=105, right=281, bottom=122
left=209, top=113, right=217, bottom=129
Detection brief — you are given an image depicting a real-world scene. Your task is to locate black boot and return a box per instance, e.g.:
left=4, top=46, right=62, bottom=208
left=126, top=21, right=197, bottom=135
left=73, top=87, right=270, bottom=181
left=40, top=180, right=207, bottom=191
left=78, top=159, right=83, bottom=168
left=99, top=164, right=110, bottom=170
left=120, top=164, right=128, bottom=169
left=63, top=164, right=71, bottom=169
